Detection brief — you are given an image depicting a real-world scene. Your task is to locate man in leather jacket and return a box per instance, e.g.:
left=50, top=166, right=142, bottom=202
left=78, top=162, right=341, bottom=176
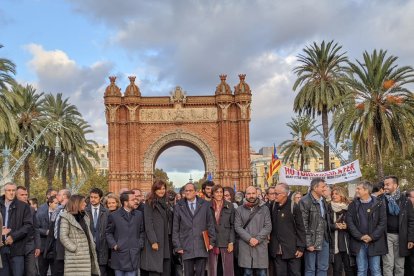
left=299, top=178, right=331, bottom=276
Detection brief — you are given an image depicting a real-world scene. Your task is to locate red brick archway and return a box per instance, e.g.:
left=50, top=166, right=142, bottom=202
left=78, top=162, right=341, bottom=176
left=104, top=75, right=252, bottom=192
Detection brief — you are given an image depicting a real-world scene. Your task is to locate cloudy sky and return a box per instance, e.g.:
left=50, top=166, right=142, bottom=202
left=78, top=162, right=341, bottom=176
left=2, top=0, right=414, bottom=187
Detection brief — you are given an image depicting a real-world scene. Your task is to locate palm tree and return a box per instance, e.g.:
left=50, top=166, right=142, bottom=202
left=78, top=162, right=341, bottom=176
left=39, top=93, right=83, bottom=188
left=10, top=84, right=44, bottom=194
left=55, top=119, right=98, bottom=188
left=0, top=44, right=19, bottom=138
left=0, top=44, right=16, bottom=90
left=279, top=116, right=324, bottom=171
left=38, top=93, right=99, bottom=188
left=333, top=50, right=414, bottom=179
left=293, top=40, right=348, bottom=171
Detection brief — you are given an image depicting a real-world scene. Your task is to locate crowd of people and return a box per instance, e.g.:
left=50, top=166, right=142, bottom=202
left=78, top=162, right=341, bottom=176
left=0, top=175, right=414, bottom=276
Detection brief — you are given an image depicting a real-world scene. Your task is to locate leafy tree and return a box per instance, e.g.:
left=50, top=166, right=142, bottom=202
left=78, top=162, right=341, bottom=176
left=154, top=168, right=174, bottom=189
left=333, top=50, right=414, bottom=179
left=293, top=40, right=348, bottom=170
left=279, top=116, right=324, bottom=171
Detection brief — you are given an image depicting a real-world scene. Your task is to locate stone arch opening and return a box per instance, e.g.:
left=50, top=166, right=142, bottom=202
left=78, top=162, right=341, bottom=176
left=154, top=142, right=207, bottom=172
left=143, top=130, right=217, bottom=183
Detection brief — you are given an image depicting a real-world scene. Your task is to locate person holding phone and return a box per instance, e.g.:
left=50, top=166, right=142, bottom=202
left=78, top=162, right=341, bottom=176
left=328, top=185, right=355, bottom=276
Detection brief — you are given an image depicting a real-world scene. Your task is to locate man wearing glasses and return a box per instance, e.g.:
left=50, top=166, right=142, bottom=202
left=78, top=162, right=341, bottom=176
left=172, top=182, right=216, bottom=276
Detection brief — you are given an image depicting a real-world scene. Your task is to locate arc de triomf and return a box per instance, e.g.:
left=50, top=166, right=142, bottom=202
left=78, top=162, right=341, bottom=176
left=104, top=74, right=252, bottom=192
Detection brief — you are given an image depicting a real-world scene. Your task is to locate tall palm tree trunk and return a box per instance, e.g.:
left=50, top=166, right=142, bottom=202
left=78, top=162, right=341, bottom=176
left=47, top=149, right=55, bottom=189
left=375, top=136, right=384, bottom=179
left=24, top=156, right=31, bottom=195
left=62, top=153, right=67, bottom=188
left=322, top=106, right=330, bottom=171
left=300, top=148, right=305, bottom=171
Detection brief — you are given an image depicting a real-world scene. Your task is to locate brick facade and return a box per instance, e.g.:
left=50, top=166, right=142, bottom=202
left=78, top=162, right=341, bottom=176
left=104, top=75, right=252, bottom=192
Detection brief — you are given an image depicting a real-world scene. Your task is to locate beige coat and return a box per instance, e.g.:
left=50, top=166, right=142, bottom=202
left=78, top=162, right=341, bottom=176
left=59, top=211, right=100, bottom=276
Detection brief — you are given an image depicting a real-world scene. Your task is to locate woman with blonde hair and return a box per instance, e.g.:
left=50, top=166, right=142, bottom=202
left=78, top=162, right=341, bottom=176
left=59, top=194, right=100, bottom=276
left=104, top=193, right=121, bottom=212
left=328, top=185, right=355, bottom=276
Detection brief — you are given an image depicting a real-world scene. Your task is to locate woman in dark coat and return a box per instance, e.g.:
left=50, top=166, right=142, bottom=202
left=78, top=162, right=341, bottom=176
left=328, top=186, right=355, bottom=276
left=141, top=180, right=172, bottom=276
left=208, top=184, right=235, bottom=276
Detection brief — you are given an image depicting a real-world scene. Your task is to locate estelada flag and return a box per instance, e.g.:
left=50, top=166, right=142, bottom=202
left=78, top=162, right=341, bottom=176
left=267, top=144, right=281, bottom=183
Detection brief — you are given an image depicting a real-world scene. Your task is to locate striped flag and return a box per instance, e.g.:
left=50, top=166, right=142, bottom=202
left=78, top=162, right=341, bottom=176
left=267, top=145, right=282, bottom=184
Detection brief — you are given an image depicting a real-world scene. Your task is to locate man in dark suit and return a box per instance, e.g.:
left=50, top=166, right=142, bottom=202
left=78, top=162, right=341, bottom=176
left=86, top=188, right=109, bottom=276
left=106, top=191, right=145, bottom=276
left=172, top=182, right=216, bottom=276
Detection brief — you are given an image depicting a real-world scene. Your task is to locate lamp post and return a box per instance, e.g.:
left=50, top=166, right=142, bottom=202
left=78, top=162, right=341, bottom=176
left=0, top=121, right=62, bottom=189
left=264, top=164, right=268, bottom=189
left=253, top=167, right=257, bottom=187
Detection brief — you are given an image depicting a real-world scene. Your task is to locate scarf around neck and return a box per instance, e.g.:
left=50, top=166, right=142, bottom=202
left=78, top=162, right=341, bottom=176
left=244, top=198, right=260, bottom=209
left=330, top=201, right=348, bottom=213
left=385, top=188, right=401, bottom=216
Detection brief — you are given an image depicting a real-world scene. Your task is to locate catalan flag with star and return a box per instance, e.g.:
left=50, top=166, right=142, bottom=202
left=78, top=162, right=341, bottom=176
left=267, top=144, right=282, bottom=184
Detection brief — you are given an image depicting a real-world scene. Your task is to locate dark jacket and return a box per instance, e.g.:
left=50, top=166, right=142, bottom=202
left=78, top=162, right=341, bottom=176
left=140, top=200, right=172, bottom=273
left=36, top=205, right=51, bottom=252
left=0, top=196, right=33, bottom=257
left=210, top=200, right=235, bottom=248
left=44, top=205, right=65, bottom=260
left=328, top=204, right=351, bottom=255
left=85, top=204, right=109, bottom=265
left=384, top=194, right=414, bottom=257
left=25, top=207, right=41, bottom=254
left=106, top=208, right=145, bottom=271
left=270, top=198, right=306, bottom=259
left=299, top=193, right=331, bottom=250
left=172, top=197, right=216, bottom=261
left=346, top=196, right=387, bottom=256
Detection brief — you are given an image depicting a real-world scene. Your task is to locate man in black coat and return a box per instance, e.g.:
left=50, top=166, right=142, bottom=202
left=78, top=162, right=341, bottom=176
left=382, top=175, right=414, bottom=276
left=36, top=195, right=59, bottom=276
left=172, top=182, right=216, bottom=276
left=270, top=183, right=306, bottom=276
left=106, top=190, right=145, bottom=275
left=346, top=181, right=387, bottom=276
left=0, top=182, right=33, bottom=276
left=86, top=187, right=109, bottom=276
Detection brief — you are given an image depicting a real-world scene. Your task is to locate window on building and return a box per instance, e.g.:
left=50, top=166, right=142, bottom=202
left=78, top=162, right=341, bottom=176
left=101, top=154, right=105, bottom=158
left=319, top=163, right=323, bottom=170
left=304, top=164, right=309, bottom=171
left=101, top=161, right=108, bottom=168
left=331, top=162, right=336, bottom=169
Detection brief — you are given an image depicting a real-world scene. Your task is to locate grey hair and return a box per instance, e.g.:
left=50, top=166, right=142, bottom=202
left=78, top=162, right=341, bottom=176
left=276, top=182, right=290, bottom=194
left=358, top=181, right=373, bottom=194
left=310, top=178, right=326, bottom=191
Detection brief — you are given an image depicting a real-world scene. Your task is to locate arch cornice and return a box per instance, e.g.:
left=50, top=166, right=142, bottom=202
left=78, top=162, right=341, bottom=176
left=143, top=129, right=217, bottom=176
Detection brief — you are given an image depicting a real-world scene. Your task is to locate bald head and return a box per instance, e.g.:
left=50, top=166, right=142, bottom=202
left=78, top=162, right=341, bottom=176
left=245, top=186, right=257, bottom=203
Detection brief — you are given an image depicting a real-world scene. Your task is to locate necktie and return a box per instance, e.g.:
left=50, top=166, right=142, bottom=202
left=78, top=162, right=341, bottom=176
left=49, top=212, right=52, bottom=222
left=190, top=203, right=195, bottom=215
left=93, top=208, right=98, bottom=229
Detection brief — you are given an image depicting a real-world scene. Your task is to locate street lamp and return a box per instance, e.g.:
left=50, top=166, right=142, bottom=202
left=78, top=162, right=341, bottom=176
left=264, top=164, right=268, bottom=189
